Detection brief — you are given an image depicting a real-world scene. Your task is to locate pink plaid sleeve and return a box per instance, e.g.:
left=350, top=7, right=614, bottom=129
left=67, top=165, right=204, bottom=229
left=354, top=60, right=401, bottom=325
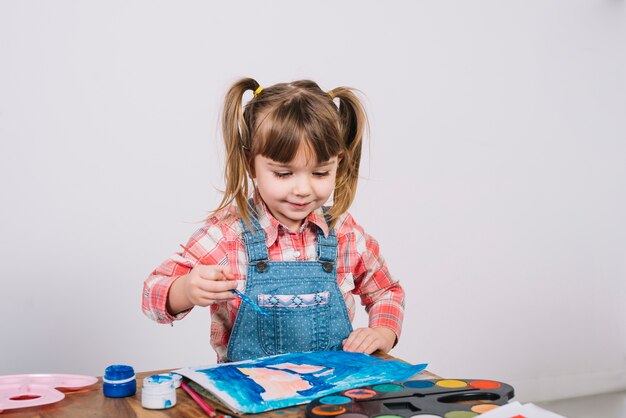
left=340, top=216, right=405, bottom=340
left=141, top=217, right=230, bottom=325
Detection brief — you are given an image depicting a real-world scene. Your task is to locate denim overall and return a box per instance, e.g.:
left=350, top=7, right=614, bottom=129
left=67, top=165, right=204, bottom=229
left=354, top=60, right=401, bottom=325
left=226, top=211, right=353, bottom=362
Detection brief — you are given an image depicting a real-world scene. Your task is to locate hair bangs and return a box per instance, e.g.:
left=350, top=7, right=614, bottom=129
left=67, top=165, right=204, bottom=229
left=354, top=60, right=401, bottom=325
left=252, top=95, right=343, bottom=164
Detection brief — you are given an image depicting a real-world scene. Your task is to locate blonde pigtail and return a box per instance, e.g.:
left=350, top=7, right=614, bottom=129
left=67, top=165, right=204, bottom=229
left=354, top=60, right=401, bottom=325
left=326, top=87, right=367, bottom=226
left=216, top=77, right=260, bottom=228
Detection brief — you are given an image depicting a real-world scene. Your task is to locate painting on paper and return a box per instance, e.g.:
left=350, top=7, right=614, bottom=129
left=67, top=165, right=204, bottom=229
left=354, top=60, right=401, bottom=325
left=175, top=351, right=427, bottom=414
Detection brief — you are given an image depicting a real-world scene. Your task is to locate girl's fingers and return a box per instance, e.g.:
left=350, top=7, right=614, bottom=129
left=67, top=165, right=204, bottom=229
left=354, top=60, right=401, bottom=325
left=196, top=265, right=236, bottom=282
left=343, top=329, right=364, bottom=351
left=343, top=329, right=383, bottom=353
left=185, top=265, right=239, bottom=307
left=351, top=333, right=375, bottom=352
left=220, top=266, right=235, bottom=280
left=196, top=291, right=236, bottom=305
left=362, top=337, right=381, bottom=354
left=195, top=279, right=238, bottom=293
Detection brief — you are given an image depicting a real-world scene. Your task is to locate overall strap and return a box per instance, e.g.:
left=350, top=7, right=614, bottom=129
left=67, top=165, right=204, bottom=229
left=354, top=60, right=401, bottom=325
left=240, top=201, right=269, bottom=262
left=317, top=209, right=338, bottom=262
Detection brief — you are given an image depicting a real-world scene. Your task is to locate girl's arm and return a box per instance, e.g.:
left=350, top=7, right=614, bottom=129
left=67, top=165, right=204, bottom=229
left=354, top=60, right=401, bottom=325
left=341, top=219, right=405, bottom=353
left=142, top=217, right=234, bottom=324
left=142, top=254, right=196, bottom=324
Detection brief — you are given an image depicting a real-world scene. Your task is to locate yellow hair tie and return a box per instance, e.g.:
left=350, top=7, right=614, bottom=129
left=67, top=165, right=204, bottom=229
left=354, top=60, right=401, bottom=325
left=327, top=90, right=336, bottom=100
left=254, top=86, right=264, bottom=97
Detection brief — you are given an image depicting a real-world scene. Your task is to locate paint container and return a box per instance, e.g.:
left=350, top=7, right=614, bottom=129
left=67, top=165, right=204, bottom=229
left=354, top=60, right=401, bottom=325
left=103, top=365, right=136, bottom=398
left=141, top=374, right=177, bottom=409
left=306, top=378, right=515, bottom=418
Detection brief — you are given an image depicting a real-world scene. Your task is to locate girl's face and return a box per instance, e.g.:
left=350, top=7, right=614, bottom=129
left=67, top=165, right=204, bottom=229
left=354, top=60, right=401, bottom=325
left=253, top=146, right=338, bottom=232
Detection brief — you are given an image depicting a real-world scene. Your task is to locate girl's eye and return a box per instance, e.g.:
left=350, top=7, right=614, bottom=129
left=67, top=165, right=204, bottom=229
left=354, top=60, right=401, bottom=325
left=313, top=171, right=330, bottom=177
left=273, top=172, right=291, bottom=178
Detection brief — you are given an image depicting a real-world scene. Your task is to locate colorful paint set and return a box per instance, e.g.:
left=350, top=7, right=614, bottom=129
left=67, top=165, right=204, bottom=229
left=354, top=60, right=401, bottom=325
left=305, top=378, right=514, bottom=418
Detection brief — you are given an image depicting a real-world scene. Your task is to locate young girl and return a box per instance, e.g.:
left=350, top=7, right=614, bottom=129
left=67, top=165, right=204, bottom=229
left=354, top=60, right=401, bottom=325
left=142, top=78, right=404, bottom=363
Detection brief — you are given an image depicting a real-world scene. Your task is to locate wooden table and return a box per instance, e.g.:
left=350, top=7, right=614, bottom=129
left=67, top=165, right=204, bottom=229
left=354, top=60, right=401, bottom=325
left=2, top=353, right=437, bottom=418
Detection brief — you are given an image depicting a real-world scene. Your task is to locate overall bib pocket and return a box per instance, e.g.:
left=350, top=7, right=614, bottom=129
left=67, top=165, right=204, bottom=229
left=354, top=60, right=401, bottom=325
left=257, top=292, right=331, bottom=355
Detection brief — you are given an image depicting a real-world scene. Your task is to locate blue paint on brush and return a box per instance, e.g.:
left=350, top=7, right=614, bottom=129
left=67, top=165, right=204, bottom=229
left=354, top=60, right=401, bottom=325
left=232, top=289, right=269, bottom=317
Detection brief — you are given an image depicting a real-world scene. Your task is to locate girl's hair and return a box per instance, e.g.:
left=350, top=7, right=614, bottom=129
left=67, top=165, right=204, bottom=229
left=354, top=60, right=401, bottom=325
left=217, top=77, right=367, bottom=229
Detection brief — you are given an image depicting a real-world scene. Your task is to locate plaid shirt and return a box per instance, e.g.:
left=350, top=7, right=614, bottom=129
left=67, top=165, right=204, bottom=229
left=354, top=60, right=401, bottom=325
left=142, top=198, right=405, bottom=361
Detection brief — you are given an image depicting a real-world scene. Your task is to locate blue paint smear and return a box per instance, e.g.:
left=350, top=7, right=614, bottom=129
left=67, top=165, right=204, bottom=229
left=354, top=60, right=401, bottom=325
left=195, top=351, right=427, bottom=414
left=198, top=363, right=267, bottom=405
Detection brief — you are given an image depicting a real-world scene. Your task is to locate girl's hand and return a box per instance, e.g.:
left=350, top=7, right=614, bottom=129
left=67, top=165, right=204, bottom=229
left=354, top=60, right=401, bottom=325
left=342, top=327, right=397, bottom=354
left=167, top=265, right=238, bottom=314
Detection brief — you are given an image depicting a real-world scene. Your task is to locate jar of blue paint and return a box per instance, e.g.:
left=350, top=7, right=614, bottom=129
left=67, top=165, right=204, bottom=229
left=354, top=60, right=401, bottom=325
left=103, top=364, right=136, bottom=398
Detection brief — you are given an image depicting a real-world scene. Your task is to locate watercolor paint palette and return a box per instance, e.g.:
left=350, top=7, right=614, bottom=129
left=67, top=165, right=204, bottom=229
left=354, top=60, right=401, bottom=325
left=305, top=378, right=514, bottom=418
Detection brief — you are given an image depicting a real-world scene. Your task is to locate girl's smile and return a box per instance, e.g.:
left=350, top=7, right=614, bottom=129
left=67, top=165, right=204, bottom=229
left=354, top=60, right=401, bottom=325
left=288, top=201, right=310, bottom=210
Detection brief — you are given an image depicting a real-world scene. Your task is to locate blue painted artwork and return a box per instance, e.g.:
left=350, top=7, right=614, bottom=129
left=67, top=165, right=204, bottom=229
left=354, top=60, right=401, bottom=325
left=175, top=351, right=427, bottom=414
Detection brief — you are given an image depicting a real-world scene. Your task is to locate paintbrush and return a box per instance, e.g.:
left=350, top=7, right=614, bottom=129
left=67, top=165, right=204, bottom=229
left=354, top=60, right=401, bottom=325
left=179, top=244, right=270, bottom=317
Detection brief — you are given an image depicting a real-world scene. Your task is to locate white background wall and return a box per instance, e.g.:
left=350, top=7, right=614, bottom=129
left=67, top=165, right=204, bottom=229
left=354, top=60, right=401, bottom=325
left=1, top=0, right=625, bottom=403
